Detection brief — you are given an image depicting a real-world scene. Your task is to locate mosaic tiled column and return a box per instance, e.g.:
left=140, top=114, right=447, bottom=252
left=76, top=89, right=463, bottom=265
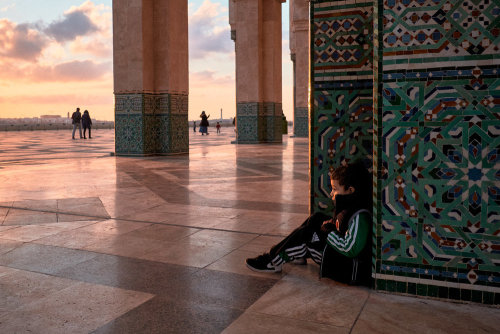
left=114, top=93, right=188, bottom=155
left=372, top=0, right=383, bottom=298
left=373, top=0, right=500, bottom=304
left=310, top=0, right=374, bottom=213
left=311, top=0, right=500, bottom=305
left=229, top=0, right=284, bottom=143
left=113, top=0, right=188, bottom=155
left=290, top=0, right=309, bottom=138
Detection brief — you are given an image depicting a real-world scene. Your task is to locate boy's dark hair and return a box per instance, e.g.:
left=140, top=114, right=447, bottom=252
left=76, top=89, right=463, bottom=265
left=331, top=161, right=371, bottom=194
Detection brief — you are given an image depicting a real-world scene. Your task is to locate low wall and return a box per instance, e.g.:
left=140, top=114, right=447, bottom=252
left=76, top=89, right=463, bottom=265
left=0, top=122, right=115, bottom=131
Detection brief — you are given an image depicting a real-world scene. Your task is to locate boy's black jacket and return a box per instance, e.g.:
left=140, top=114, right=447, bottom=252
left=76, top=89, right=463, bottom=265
left=321, top=192, right=368, bottom=235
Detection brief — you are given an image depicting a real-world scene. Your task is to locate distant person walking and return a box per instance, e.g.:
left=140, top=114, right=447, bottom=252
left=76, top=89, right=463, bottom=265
left=193, top=121, right=196, bottom=132
left=82, top=110, right=92, bottom=139
left=216, top=122, right=221, bottom=134
left=199, top=111, right=210, bottom=135
left=71, top=107, right=82, bottom=139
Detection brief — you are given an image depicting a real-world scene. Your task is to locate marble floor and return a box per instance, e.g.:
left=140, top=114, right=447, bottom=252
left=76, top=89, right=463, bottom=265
left=0, top=128, right=498, bottom=333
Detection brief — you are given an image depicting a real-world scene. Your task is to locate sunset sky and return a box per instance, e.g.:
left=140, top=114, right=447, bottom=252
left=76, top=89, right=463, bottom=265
left=0, top=0, right=293, bottom=122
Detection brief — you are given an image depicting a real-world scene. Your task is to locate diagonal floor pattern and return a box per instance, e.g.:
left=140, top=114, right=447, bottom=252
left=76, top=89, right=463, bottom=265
left=0, top=128, right=498, bottom=333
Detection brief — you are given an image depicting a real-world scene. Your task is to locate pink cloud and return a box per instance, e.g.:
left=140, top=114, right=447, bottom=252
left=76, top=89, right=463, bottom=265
left=0, top=59, right=111, bottom=83
left=0, top=1, right=112, bottom=76
left=189, top=0, right=232, bottom=60
left=190, top=70, right=233, bottom=87
left=31, top=60, right=112, bottom=82
left=0, top=20, right=48, bottom=61
left=71, top=38, right=112, bottom=58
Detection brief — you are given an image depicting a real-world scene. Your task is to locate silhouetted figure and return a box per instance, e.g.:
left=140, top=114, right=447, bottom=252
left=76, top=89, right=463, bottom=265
left=193, top=121, right=196, bottom=132
left=71, top=108, right=82, bottom=139
left=82, top=110, right=92, bottom=139
left=216, top=122, right=221, bottom=134
left=199, top=111, right=210, bottom=135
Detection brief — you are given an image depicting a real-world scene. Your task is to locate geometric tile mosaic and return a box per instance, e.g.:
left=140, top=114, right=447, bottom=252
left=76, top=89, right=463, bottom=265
left=312, top=0, right=500, bottom=304
left=313, top=0, right=374, bottom=82
left=383, top=0, right=500, bottom=71
left=236, top=102, right=283, bottom=143
left=375, top=0, right=500, bottom=302
left=293, top=107, right=308, bottom=138
left=311, top=0, right=374, bottom=213
left=115, top=93, right=188, bottom=155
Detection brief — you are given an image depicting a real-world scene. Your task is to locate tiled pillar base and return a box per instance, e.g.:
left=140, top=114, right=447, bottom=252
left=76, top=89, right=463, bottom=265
left=293, top=107, right=308, bottom=137
left=236, top=102, right=283, bottom=143
left=114, top=93, right=188, bottom=156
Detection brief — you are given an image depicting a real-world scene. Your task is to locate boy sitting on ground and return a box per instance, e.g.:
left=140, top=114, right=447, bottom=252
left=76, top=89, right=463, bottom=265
left=246, top=161, right=372, bottom=285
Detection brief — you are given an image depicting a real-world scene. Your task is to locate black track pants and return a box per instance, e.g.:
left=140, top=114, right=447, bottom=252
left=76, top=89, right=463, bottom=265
left=269, top=212, right=331, bottom=266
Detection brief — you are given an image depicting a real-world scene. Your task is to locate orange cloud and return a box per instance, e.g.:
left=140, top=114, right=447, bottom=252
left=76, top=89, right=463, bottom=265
left=0, top=93, right=112, bottom=105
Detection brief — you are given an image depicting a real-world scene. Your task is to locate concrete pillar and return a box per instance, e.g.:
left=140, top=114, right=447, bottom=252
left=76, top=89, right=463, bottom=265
left=289, top=0, right=309, bottom=138
left=230, top=0, right=284, bottom=143
left=113, top=0, right=188, bottom=155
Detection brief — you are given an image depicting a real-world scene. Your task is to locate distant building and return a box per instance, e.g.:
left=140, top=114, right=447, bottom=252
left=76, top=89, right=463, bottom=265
left=40, top=115, right=62, bottom=119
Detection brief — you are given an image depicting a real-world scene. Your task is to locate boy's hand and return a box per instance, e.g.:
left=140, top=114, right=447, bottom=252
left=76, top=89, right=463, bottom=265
left=321, top=219, right=336, bottom=233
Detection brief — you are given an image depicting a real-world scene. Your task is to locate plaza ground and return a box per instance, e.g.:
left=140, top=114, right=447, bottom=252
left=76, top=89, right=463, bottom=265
left=0, top=128, right=498, bottom=333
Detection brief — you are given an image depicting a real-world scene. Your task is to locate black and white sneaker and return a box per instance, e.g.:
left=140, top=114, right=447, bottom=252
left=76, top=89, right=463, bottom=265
left=246, top=254, right=282, bottom=273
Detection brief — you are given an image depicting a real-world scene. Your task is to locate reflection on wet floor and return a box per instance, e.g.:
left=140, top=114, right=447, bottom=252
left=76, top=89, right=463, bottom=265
left=0, top=129, right=498, bottom=333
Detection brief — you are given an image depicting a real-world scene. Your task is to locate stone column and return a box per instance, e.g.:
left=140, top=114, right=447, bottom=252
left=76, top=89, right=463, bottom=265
left=230, top=0, right=284, bottom=143
left=113, top=0, right=188, bottom=155
left=289, top=0, right=309, bottom=138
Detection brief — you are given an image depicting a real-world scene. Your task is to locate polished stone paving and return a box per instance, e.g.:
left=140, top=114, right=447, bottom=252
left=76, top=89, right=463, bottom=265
left=0, top=128, right=498, bottom=333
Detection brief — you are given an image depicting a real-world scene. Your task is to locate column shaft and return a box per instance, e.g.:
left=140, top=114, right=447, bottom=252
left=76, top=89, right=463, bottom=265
left=113, top=0, right=188, bottom=155
left=231, top=0, right=283, bottom=143
left=289, top=0, right=309, bottom=137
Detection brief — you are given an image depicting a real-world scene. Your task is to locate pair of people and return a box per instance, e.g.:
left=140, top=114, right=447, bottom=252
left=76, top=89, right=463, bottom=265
left=246, top=161, right=372, bottom=285
left=71, top=108, right=92, bottom=139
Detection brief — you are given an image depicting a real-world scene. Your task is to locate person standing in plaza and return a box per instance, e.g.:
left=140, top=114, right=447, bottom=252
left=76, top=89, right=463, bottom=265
left=82, top=110, right=92, bottom=139
left=199, top=110, right=210, bottom=135
left=216, top=122, right=221, bottom=134
left=193, top=121, right=197, bottom=133
left=71, top=107, right=82, bottom=139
